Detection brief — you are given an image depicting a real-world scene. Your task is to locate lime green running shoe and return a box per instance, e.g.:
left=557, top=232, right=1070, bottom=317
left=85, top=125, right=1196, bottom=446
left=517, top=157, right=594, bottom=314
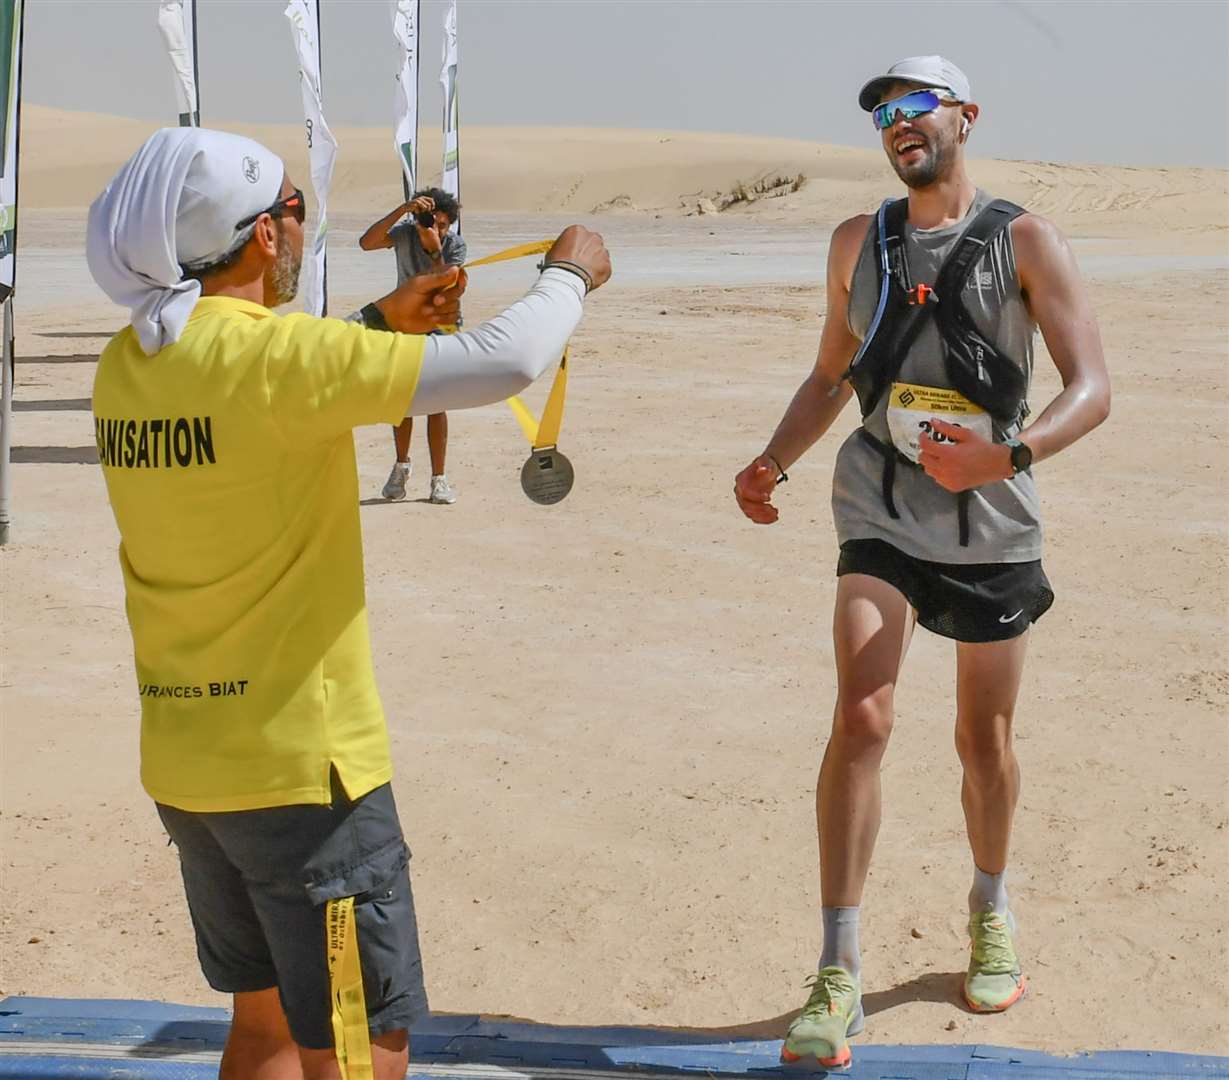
left=780, top=966, right=863, bottom=1069
left=964, top=910, right=1027, bottom=1012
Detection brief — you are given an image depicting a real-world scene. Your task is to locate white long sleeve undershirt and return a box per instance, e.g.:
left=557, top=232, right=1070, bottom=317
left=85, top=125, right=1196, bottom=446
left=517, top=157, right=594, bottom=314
left=406, top=268, right=586, bottom=416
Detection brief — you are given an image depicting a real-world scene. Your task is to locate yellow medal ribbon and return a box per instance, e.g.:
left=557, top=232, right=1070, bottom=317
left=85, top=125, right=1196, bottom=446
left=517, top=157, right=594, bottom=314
left=463, top=239, right=553, bottom=269
left=506, top=348, right=568, bottom=449
left=326, top=897, right=373, bottom=1080
left=463, top=240, right=570, bottom=449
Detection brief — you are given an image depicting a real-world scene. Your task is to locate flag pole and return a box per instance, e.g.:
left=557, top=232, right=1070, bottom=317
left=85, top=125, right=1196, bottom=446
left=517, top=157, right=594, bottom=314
left=189, top=0, right=200, bottom=124
left=0, top=299, right=13, bottom=546
left=316, top=0, right=327, bottom=316
left=0, top=0, right=26, bottom=547
left=405, top=0, right=418, bottom=202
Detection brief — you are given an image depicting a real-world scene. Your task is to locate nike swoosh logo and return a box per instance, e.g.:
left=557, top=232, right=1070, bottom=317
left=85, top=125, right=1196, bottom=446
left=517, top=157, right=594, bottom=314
left=998, top=610, right=1024, bottom=624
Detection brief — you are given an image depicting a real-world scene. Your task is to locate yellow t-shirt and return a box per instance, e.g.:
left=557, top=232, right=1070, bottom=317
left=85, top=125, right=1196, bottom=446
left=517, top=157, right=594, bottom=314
left=93, top=296, right=425, bottom=812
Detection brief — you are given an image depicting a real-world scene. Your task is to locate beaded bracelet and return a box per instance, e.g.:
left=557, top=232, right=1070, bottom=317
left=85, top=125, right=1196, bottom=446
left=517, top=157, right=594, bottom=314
left=538, top=259, right=594, bottom=295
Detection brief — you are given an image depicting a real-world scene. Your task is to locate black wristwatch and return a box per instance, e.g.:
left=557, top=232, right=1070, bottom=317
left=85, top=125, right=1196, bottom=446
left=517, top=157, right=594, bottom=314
left=358, top=302, right=391, bottom=332
left=1005, top=438, right=1033, bottom=475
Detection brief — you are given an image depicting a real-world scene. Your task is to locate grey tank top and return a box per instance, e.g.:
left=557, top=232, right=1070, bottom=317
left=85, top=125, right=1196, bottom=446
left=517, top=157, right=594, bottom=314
left=832, top=189, right=1043, bottom=564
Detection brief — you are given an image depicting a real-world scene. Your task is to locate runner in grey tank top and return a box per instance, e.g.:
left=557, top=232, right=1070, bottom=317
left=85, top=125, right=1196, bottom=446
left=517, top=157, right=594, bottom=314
left=733, top=55, right=1110, bottom=1070
left=837, top=187, right=1042, bottom=563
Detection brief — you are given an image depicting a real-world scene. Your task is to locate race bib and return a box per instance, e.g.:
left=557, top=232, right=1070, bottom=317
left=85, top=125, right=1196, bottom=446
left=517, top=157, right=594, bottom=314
left=886, top=382, right=993, bottom=464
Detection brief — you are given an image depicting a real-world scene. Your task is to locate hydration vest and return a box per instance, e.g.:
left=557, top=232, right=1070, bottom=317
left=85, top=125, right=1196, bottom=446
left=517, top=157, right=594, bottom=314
left=843, top=196, right=1029, bottom=547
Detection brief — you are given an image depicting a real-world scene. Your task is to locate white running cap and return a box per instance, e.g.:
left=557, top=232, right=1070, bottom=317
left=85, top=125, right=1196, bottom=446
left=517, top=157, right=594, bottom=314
left=859, top=56, right=972, bottom=112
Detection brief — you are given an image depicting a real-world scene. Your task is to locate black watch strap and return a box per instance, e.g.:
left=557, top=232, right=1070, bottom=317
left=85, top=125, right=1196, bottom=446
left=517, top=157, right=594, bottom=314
left=766, top=453, right=788, bottom=484
left=360, top=302, right=391, bottom=332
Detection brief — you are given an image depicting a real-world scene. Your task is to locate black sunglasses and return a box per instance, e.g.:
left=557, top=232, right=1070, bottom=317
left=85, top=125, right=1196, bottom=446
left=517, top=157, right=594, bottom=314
left=236, top=187, right=307, bottom=231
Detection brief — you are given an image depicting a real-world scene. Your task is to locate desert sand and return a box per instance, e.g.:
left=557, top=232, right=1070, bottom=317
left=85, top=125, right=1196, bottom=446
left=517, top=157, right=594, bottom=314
left=2, top=107, right=1227, bottom=1058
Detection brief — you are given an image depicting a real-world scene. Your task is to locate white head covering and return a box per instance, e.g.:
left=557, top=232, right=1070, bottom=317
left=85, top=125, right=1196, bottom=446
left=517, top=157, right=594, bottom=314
left=86, top=127, right=284, bottom=356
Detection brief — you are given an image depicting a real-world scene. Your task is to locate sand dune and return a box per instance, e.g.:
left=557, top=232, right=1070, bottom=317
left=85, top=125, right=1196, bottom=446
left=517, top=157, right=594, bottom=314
left=22, top=105, right=1228, bottom=239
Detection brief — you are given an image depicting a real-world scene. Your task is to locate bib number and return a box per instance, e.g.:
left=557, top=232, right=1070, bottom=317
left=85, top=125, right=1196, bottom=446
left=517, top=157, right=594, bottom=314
left=885, top=382, right=992, bottom=464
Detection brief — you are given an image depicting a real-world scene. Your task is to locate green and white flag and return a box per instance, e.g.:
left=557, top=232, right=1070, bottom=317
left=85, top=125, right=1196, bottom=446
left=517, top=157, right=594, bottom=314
left=285, top=0, right=337, bottom=316
left=439, top=0, right=460, bottom=232
left=0, top=0, right=23, bottom=301
left=391, top=0, right=419, bottom=197
left=156, top=0, right=199, bottom=126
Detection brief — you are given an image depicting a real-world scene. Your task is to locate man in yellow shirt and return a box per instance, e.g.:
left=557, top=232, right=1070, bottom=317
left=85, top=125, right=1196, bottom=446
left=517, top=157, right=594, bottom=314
left=87, top=127, right=610, bottom=1080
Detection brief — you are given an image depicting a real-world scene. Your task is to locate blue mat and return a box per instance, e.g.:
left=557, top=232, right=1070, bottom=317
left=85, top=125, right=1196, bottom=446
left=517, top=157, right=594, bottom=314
left=0, top=997, right=1225, bottom=1079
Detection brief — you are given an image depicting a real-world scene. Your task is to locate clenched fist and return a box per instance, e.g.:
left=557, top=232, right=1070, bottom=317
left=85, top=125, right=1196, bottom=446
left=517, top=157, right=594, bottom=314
left=542, top=226, right=612, bottom=292
left=374, top=266, right=468, bottom=333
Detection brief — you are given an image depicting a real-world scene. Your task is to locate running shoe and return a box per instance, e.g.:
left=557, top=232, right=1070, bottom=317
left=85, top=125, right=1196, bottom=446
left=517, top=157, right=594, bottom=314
left=964, top=910, right=1026, bottom=1012
left=382, top=460, right=411, bottom=501
left=780, top=966, right=863, bottom=1069
left=429, top=474, right=457, bottom=505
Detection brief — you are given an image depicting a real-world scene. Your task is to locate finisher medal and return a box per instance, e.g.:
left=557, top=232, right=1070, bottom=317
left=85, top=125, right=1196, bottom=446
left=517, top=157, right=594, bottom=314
left=520, top=446, right=574, bottom=505
left=462, top=244, right=579, bottom=508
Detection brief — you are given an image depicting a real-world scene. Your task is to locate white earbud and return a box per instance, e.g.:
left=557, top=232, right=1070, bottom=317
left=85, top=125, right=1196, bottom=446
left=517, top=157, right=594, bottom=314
left=961, top=117, right=971, bottom=137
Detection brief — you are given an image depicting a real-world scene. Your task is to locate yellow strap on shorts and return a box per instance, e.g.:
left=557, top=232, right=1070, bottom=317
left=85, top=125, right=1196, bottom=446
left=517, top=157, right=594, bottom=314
left=327, top=896, right=373, bottom=1080
left=463, top=240, right=569, bottom=449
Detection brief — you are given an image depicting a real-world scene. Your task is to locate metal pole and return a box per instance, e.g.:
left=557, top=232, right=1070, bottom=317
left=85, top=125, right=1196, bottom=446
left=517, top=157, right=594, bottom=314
left=412, top=0, right=419, bottom=194
left=452, top=0, right=460, bottom=236
left=0, top=298, right=14, bottom=546
left=190, top=0, right=201, bottom=125
left=316, top=0, right=327, bottom=317
left=0, top=2, right=23, bottom=546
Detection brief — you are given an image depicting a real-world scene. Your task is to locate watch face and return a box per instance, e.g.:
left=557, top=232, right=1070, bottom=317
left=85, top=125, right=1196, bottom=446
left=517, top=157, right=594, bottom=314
left=1011, top=441, right=1032, bottom=472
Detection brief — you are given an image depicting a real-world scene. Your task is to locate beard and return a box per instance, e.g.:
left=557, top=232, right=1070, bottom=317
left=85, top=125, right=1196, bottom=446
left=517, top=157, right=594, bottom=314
left=269, top=224, right=302, bottom=306
left=889, top=130, right=958, bottom=190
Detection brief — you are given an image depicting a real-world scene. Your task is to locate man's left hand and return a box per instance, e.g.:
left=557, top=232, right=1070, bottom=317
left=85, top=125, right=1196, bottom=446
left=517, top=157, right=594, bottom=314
left=918, top=419, right=1012, bottom=492
left=375, top=266, right=468, bottom=333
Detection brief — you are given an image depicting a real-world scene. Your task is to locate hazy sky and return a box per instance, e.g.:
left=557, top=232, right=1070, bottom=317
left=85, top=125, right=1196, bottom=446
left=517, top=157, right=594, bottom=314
left=25, top=0, right=1229, bottom=168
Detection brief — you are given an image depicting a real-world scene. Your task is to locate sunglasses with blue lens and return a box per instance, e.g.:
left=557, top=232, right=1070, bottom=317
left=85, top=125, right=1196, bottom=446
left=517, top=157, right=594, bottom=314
left=871, top=88, right=956, bottom=131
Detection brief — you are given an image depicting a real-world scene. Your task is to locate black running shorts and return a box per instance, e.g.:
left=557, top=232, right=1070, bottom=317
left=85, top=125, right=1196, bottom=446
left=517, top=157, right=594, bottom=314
left=837, top=538, right=1054, bottom=643
left=157, top=779, right=429, bottom=1049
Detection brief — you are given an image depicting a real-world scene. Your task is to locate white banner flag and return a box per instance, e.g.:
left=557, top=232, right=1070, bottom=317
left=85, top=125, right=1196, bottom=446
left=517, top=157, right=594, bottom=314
left=439, top=0, right=460, bottom=232
left=156, top=0, right=199, bottom=126
left=0, top=0, right=24, bottom=301
left=391, top=0, right=419, bottom=197
left=284, top=0, right=338, bottom=316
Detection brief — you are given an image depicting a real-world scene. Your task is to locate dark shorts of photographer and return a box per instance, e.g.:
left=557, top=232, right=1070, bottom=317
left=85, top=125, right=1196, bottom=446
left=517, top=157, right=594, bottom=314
left=837, top=538, right=1054, bottom=643
left=157, top=777, right=428, bottom=1049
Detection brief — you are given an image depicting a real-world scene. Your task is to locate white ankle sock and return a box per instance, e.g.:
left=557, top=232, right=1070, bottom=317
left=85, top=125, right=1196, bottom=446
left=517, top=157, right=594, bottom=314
left=819, top=906, right=861, bottom=978
left=969, top=865, right=1009, bottom=915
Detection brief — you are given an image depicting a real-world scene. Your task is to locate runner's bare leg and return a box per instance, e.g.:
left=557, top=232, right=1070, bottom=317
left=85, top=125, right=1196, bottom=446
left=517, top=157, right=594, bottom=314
left=818, top=573, right=916, bottom=906
left=954, top=634, right=1029, bottom=875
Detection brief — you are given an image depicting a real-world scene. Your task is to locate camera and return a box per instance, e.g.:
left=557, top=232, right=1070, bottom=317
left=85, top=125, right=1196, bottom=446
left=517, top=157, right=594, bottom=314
left=415, top=210, right=435, bottom=229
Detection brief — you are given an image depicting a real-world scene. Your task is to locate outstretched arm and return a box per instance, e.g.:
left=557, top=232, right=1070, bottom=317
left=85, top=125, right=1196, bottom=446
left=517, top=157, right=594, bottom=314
left=377, top=225, right=611, bottom=415
left=408, top=269, right=585, bottom=415
left=734, top=215, right=867, bottom=524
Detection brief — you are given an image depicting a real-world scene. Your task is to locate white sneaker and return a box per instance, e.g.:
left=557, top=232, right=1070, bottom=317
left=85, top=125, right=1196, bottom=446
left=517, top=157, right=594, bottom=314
left=429, top=474, right=457, bottom=504
left=381, top=461, right=411, bottom=501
